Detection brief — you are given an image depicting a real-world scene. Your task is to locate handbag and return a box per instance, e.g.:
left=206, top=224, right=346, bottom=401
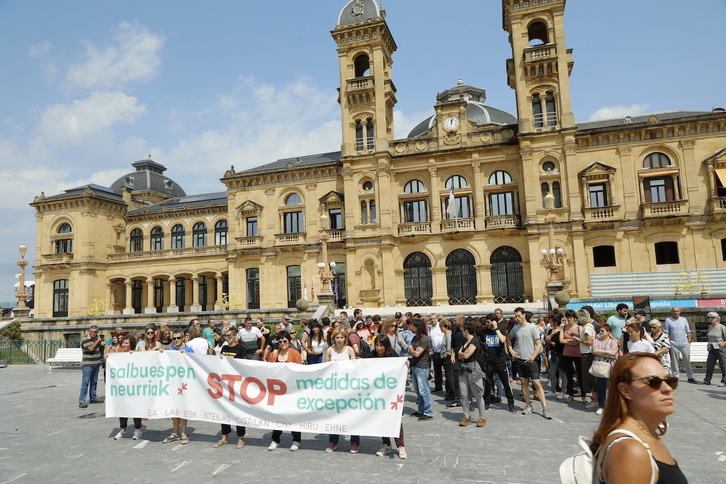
left=589, top=359, right=611, bottom=379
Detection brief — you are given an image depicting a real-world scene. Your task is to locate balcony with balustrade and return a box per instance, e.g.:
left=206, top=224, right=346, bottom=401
left=107, top=245, right=227, bottom=263
left=641, top=200, right=688, bottom=218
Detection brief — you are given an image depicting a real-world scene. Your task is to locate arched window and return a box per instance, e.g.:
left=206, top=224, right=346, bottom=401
left=490, top=246, right=525, bottom=303
left=532, top=94, right=543, bottom=128
left=366, top=119, right=374, bottom=149
left=404, top=180, right=426, bottom=193
left=150, top=226, right=164, bottom=250
left=129, top=228, right=143, bottom=252
left=445, top=175, right=468, bottom=190
left=355, top=120, right=364, bottom=151
left=446, top=249, right=477, bottom=305
left=285, top=193, right=302, bottom=206
left=214, top=219, right=228, bottom=245
left=282, top=193, right=304, bottom=234
left=403, top=252, right=432, bottom=306
left=354, top=54, right=370, bottom=77
left=545, top=93, right=557, bottom=126
left=643, top=152, right=672, bottom=169
left=489, top=171, right=513, bottom=185
left=444, top=175, right=471, bottom=219
left=171, top=224, right=185, bottom=249
left=193, top=222, right=207, bottom=247
left=55, top=223, right=73, bottom=254
left=527, top=21, right=548, bottom=45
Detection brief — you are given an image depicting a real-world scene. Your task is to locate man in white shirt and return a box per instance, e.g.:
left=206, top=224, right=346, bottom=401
left=237, top=317, right=264, bottom=359
left=428, top=314, right=444, bottom=392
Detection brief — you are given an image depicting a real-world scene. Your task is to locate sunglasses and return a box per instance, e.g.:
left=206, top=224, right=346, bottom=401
left=598, top=329, right=606, bottom=333
left=146, top=331, right=155, bottom=335
left=279, top=339, right=289, bottom=344
left=626, top=375, right=679, bottom=390
left=172, top=336, right=183, bottom=340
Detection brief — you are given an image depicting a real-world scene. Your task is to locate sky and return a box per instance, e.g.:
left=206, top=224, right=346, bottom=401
left=1, top=0, right=724, bottom=305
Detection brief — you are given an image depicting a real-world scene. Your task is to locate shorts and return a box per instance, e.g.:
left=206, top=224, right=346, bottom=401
left=515, top=359, right=540, bottom=381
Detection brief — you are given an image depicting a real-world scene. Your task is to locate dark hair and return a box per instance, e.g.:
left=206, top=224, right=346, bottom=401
left=565, top=309, right=577, bottom=319
left=412, top=319, right=426, bottom=335
left=485, top=313, right=497, bottom=321
left=514, top=306, right=525, bottom=314
left=371, top=335, right=397, bottom=358
left=616, top=303, right=629, bottom=312
left=463, top=321, right=477, bottom=334
left=277, top=330, right=291, bottom=342
left=581, top=305, right=596, bottom=318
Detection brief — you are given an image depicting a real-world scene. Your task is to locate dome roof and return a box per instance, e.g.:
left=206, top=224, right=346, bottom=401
left=109, top=158, right=186, bottom=198
left=407, top=80, right=517, bottom=138
left=337, top=0, right=383, bottom=27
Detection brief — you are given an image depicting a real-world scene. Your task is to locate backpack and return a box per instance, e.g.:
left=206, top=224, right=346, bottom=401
left=559, top=430, right=657, bottom=484
left=357, top=332, right=371, bottom=358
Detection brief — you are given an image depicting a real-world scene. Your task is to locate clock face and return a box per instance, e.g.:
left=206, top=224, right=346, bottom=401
left=444, top=116, right=460, bottom=131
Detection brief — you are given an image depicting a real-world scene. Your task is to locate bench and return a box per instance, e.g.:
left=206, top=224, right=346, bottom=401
left=690, top=342, right=708, bottom=367
left=47, top=348, right=83, bottom=370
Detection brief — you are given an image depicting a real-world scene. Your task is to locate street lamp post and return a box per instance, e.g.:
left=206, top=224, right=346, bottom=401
left=317, top=213, right=337, bottom=312
left=541, top=193, right=565, bottom=309
left=14, top=244, right=31, bottom=318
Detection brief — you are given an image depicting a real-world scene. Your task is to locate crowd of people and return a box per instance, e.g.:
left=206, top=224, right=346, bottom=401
left=75, top=304, right=719, bottom=469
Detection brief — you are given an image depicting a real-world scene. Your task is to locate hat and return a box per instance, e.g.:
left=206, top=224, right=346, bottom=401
left=635, top=309, right=647, bottom=316
left=707, top=311, right=720, bottom=320
left=394, top=312, right=402, bottom=318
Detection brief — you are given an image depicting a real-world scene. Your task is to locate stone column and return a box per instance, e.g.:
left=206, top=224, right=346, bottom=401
left=168, top=278, right=178, bottom=313
left=123, top=280, right=134, bottom=315
left=144, top=278, right=156, bottom=314
left=105, top=283, right=114, bottom=315
left=214, top=273, right=224, bottom=311
left=191, top=276, right=202, bottom=312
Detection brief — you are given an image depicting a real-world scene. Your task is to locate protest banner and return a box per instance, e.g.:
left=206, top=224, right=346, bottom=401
left=106, top=351, right=407, bottom=437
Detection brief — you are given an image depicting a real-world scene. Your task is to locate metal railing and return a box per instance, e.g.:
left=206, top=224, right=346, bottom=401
left=0, top=339, right=66, bottom=364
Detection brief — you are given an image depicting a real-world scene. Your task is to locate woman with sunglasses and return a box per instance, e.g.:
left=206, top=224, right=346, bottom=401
left=213, top=328, right=248, bottom=449
left=137, top=323, right=161, bottom=351
left=590, top=352, right=687, bottom=483
left=266, top=330, right=303, bottom=451
left=591, top=323, right=619, bottom=415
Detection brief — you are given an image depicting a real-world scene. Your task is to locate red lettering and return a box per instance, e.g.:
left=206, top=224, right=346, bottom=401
left=267, top=379, right=287, bottom=405
left=207, top=373, right=223, bottom=399
left=220, top=374, right=243, bottom=402
left=240, top=377, right=266, bottom=404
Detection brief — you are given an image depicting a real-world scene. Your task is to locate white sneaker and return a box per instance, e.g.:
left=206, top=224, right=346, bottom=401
left=376, top=444, right=391, bottom=456
left=398, top=446, right=407, bottom=459
left=290, top=441, right=300, bottom=451
left=556, top=393, right=565, bottom=400
left=522, top=404, right=533, bottom=415
left=596, top=408, right=604, bottom=416
left=114, top=430, right=127, bottom=440
left=132, top=429, right=142, bottom=440
left=267, top=441, right=279, bottom=451
left=545, top=392, right=557, bottom=398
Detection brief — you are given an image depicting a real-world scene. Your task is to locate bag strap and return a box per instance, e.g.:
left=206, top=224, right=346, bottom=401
left=597, top=429, right=657, bottom=484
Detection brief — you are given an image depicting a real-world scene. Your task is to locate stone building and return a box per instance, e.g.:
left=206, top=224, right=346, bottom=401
left=30, top=0, right=726, bottom=322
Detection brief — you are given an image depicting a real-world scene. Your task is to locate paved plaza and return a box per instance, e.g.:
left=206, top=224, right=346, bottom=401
left=1, top=363, right=724, bottom=483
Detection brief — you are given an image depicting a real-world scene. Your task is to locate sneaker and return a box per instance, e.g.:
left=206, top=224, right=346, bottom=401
left=485, top=403, right=491, bottom=411
left=325, top=444, right=337, bottom=453
left=398, top=446, right=407, bottom=459
left=447, top=401, right=462, bottom=408
left=564, top=395, right=574, bottom=403
left=476, top=417, right=487, bottom=427
left=522, top=404, right=533, bottom=415
left=268, top=441, right=279, bottom=451
left=556, top=393, right=565, bottom=400
left=89, top=399, right=103, bottom=404
left=542, top=407, right=552, bottom=420
left=596, top=408, right=604, bottom=416
left=688, top=379, right=699, bottom=384
left=459, top=417, right=472, bottom=426
left=350, top=443, right=359, bottom=454
left=491, top=396, right=502, bottom=404
left=410, top=411, right=423, bottom=418
left=545, top=392, right=557, bottom=398
left=508, top=403, right=517, bottom=413
left=79, top=402, right=88, bottom=408
left=702, top=380, right=711, bottom=385
left=376, top=444, right=391, bottom=456
left=290, top=441, right=300, bottom=451
left=418, top=414, right=433, bottom=421
left=586, top=401, right=599, bottom=410
left=132, top=429, right=142, bottom=440
left=113, top=430, right=127, bottom=440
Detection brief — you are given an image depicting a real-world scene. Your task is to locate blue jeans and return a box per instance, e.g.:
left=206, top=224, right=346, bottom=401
left=411, top=366, right=433, bottom=417
left=79, top=365, right=100, bottom=403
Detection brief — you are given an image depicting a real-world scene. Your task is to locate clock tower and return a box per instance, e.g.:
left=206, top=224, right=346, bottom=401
left=332, top=0, right=397, bottom=157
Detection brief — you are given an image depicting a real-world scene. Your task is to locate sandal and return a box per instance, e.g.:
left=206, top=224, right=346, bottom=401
left=213, top=439, right=228, bottom=448
left=162, top=433, right=179, bottom=444
left=236, top=439, right=245, bottom=449
left=180, top=434, right=190, bottom=444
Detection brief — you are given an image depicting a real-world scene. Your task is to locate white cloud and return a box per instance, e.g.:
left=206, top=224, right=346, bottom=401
left=28, top=40, right=52, bottom=58
left=37, top=91, right=145, bottom=144
left=66, top=21, right=164, bottom=90
left=394, top=108, right=434, bottom=139
left=588, top=104, right=650, bottom=121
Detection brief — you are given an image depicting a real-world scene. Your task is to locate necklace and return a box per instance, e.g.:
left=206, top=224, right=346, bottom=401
left=635, top=421, right=659, bottom=440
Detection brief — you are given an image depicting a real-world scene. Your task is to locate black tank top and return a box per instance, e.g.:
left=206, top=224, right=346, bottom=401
left=656, top=459, right=688, bottom=484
